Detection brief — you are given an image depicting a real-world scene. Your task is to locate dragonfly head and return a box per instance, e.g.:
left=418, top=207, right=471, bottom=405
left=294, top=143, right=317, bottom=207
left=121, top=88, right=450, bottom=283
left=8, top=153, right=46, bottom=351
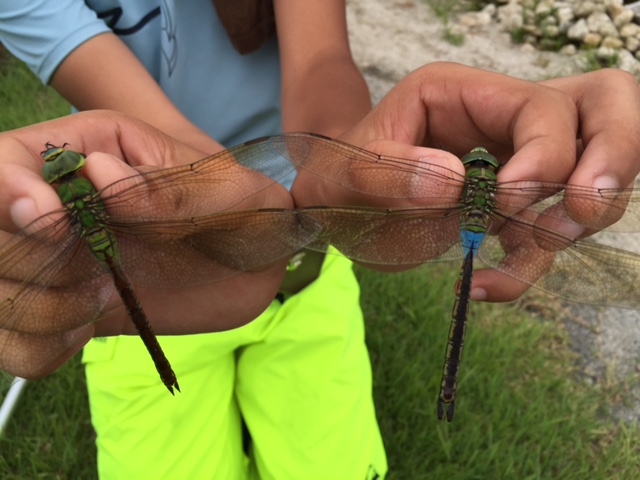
left=461, top=147, right=500, bottom=172
left=41, top=143, right=87, bottom=183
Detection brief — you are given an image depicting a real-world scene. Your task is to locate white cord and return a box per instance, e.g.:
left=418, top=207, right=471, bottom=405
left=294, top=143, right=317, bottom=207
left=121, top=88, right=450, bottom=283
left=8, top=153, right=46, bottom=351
left=0, top=377, right=28, bottom=437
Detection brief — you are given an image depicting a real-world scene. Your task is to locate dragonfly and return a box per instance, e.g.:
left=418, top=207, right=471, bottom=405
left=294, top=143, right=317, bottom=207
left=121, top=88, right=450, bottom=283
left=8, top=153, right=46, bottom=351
left=262, top=133, right=640, bottom=422
left=0, top=139, right=323, bottom=393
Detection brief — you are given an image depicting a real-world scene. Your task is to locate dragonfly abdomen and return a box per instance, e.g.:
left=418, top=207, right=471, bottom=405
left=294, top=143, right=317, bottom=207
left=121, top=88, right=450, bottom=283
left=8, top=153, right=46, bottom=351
left=438, top=248, right=474, bottom=422
left=106, top=257, right=180, bottom=394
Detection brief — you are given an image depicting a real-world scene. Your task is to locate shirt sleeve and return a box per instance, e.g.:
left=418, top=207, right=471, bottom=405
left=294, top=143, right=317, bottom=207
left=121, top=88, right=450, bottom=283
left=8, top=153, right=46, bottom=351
left=0, top=0, right=111, bottom=84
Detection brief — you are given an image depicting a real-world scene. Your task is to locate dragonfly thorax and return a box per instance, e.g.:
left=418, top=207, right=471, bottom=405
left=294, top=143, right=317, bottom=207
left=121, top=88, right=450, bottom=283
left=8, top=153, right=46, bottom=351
left=459, top=148, right=500, bottom=256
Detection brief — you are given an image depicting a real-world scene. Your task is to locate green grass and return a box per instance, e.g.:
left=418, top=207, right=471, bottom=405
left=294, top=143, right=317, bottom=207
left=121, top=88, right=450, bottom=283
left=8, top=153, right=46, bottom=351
left=360, top=265, right=639, bottom=479
left=0, top=53, right=68, bottom=131
left=1, top=54, right=640, bottom=479
left=0, top=54, right=94, bottom=479
left=424, top=0, right=466, bottom=46
left=0, top=358, right=95, bottom=479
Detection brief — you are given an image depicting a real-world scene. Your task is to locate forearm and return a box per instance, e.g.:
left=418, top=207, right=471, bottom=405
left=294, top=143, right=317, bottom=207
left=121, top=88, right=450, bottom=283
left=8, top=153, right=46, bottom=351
left=50, top=33, right=223, bottom=154
left=275, top=0, right=371, bottom=137
left=280, top=54, right=371, bottom=137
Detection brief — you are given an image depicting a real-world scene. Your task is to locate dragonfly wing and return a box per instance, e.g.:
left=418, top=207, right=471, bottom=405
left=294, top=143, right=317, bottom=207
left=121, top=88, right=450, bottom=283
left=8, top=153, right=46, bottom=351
left=539, top=240, right=640, bottom=308
left=0, top=218, right=114, bottom=336
left=497, top=181, right=640, bottom=233
left=271, top=133, right=467, bottom=201
left=110, top=209, right=323, bottom=289
left=98, top=135, right=305, bottom=220
left=88, top=134, right=470, bottom=289
left=477, top=215, right=640, bottom=309
left=299, top=206, right=464, bottom=265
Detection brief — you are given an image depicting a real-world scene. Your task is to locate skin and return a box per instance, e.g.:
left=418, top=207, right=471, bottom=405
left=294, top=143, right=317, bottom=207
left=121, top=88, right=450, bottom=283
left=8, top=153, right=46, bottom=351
left=1, top=0, right=372, bottom=379
left=300, top=63, right=640, bottom=304
left=49, top=1, right=371, bottom=148
left=0, top=112, right=295, bottom=376
left=1, top=2, right=640, bottom=378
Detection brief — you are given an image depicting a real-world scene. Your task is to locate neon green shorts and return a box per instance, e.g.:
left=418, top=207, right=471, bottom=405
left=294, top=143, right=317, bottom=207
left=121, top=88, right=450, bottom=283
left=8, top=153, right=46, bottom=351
left=82, top=253, right=387, bottom=479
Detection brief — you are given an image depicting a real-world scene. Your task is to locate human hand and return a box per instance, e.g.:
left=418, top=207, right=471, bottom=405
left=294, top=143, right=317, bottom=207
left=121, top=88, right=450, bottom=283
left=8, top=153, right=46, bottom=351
left=291, top=62, right=640, bottom=302
left=0, top=110, right=294, bottom=379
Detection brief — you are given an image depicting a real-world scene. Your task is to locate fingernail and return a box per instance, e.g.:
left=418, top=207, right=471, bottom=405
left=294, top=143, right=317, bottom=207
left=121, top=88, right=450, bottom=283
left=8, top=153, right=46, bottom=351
left=591, top=175, right=620, bottom=192
left=10, top=197, right=38, bottom=230
left=554, top=220, right=585, bottom=240
left=470, top=287, right=487, bottom=301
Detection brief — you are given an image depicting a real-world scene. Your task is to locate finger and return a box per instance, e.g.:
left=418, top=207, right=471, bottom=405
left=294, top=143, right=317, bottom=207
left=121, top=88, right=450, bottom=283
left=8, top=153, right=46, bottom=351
left=472, top=214, right=557, bottom=302
left=367, top=62, right=582, bottom=190
left=542, top=70, right=640, bottom=230
left=0, top=138, right=64, bottom=233
left=87, top=150, right=293, bottom=220
left=481, top=83, right=579, bottom=186
left=0, top=325, right=92, bottom=378
left=292, top=136, right=463, bottom=208
left=470, top=268, right=529, bottom=302
left=541, top=69, right=640, bottom=190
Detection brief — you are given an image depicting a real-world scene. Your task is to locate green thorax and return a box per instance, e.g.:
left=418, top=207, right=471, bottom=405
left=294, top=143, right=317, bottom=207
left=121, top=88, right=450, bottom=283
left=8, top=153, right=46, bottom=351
left=459, top=147, right=500, bottom=234
left=41, top=143, right=116, bottom=263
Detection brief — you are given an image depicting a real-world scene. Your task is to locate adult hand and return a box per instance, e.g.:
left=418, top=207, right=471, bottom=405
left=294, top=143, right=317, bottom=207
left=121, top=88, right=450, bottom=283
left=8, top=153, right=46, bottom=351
left=0, top=110, right=293, bottom=379
left=291, top=62, right=640, bottom=303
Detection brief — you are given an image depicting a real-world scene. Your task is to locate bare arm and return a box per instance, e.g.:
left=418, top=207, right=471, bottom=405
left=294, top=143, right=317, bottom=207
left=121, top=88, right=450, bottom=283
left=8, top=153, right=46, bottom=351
left=51, top=3, right=368, bottom=145
left=49, top=32, right=223, bottom=154
left=274, top=0, right=371, bottom=136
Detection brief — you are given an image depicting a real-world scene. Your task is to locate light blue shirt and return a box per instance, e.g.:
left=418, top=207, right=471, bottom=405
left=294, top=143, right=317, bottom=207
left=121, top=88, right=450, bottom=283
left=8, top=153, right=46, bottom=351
left=0, top=0, right=283, bottom=147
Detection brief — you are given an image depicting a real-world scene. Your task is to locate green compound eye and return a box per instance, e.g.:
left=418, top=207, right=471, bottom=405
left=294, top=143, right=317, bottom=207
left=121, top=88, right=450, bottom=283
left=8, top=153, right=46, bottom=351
left=41, top=143, right=87, bottom=184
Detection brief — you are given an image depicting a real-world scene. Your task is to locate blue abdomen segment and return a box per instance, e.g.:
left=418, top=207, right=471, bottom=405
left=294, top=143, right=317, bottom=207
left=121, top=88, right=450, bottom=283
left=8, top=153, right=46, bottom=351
left=461, top=229, right=485, bottom=258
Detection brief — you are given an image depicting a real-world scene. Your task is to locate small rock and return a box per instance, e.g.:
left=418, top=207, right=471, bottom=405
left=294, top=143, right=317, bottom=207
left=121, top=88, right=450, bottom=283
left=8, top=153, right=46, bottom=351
left=573, top=1, right=598, bottom=18
left=612, top=9, right=635, bottom=28
left=480, top=3, right=496, bottom=17
left=616, top=48, right=640, bottom=76
left=559, top=44, right=577, bottom=55
left=500, top=12, right=524, bottom=31
left=583, top=32, right=603, bottom=47
left=556, top=6, right=575, bottom=32
left=596, top=45, right=618, bottom=60
left=448, top=24, right=467, bottom=37
left=605, top=0, right=626, bottom=18
left=457, top=11, right=492, bottom=29
left=586, top=11, right=619, bottom=38
left=458, top=13, right=480, bottom=28
left=601, top=35, right=624, bottom=49
left=567, top=18, right=589, bottom=41
left=475, top=12, right=493, bottom=27
left=523, top=8, right=536, bottom=25
left=625, top=35, right=640, bottom=53
left=535, top=1, right=554, bottom=17
left=520, top=42, right=537, bottom=53
left=543, top=25, right=560, bottom=38
left=496, top=0, right=523, bottom=22
left=619, top=23, right=640, bottom=38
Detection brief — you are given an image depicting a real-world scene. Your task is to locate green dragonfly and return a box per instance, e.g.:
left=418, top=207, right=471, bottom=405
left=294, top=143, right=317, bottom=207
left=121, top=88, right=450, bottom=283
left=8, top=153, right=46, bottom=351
left=0, top=139, right=322, bottom=393
left=264, top=133, right=640, bottom=422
